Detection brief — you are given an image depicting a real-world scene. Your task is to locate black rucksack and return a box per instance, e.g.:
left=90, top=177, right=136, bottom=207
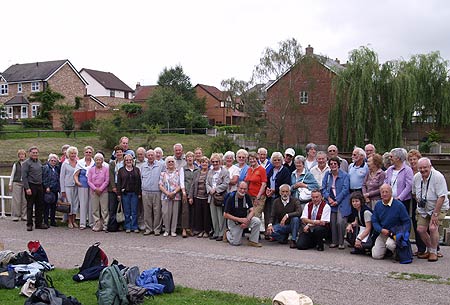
left=157, top=268, right=174, bottom=293
left=79, top=242, right=108, bottom=272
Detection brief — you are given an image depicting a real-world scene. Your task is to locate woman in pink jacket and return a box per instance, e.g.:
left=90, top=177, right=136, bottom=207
left=87, top=153, right=110, bottom=232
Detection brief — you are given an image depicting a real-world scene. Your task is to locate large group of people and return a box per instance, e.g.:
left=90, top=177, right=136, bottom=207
left=8, top=139, right=449, bottom=262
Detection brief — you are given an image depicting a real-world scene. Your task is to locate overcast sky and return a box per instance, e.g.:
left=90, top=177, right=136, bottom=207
left=2, top=0, right=450, bottom=90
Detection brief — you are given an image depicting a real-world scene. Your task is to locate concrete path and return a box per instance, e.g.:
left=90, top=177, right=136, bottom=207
left=1, top=218, right=449, bottom=305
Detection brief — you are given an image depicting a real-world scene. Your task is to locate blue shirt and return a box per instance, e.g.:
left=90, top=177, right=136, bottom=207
left=348, top=161, right=368, bottom=190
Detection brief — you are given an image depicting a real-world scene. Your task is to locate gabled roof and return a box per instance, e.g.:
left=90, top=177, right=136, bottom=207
left=133, top=85, right=159, bottom=101
left=265, top=54, right=345, bottom=91
left=195, top=84, right=225, bottom=101
left=87, top=95, right=107, bottom=108
left=80, top=68, right=133, bottom=92
left=4, top=95, right=30, bottom=106
left=2, top=59, right=88, bottom=85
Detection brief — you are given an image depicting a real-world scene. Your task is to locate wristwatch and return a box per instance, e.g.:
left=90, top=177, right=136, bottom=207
left=432, top=212, right=438, bottom=217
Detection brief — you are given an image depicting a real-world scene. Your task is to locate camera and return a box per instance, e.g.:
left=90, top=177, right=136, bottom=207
left=418, top=198, right=427, bottom=208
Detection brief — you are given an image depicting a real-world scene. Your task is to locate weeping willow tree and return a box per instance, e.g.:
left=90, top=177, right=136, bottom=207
left=329, top=47, right=450, bottom=152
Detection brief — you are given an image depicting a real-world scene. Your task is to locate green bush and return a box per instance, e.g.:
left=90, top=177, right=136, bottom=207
left=21, top=118, right=51, bottom=128
left=209, top=134, right=239, bottom=154
left=215, top=125, right=241, bottom=133
left=96, top=119, right=120, bottom=150
left=80, top=119, right=96, bottom=131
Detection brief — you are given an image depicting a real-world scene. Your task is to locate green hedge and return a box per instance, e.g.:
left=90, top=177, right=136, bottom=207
left=21, top=118, right=52, bottom=128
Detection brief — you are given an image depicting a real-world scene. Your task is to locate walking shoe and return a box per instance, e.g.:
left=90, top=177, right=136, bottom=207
left=247, top=241, right=263, bottom=247
left=197, top=231, right=204, bottom=238
left=12, top=217, right=19, bottom=222
left=209, top=236, right=218, bottom=240
left=338, top=244, right=345, bottom=250
left=126, top=229, right=131, bottom=233
left=202, top=232, right=209, bottom=238
left=171, top=232, right=177, bottom=237
left=417, top=252, right=430, bottom=259
left=154, top=231, right=161, bottom=236
left=163, top=232, right=169, bottom=237
left=289, top=240, right=296, bottom=249
left=36, top=224, right=48, bottom=229
left=80, top=225, right=86, bottom=230
left=92, top=222, right=102, bottom=232
left=134, top=229, right=140, bottom=233
left=329, top=243, right=338, bottom=248
left=27, top=225, right=33, bottom=231
left=216, top=236, right=223, bottom=242
left=428, top=253, right=438, bottom=262
left=143, top=230, right=151, bottom=235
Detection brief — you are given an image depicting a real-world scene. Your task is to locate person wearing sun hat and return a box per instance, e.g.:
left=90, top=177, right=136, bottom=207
left=284, top=148, right=296, bottom=173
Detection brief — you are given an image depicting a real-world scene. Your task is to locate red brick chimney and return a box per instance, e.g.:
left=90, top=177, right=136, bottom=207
left=305, top=45, right=314, bottom=55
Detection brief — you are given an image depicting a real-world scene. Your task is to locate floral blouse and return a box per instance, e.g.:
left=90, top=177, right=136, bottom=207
left=159, top=170, right=181, bottom=200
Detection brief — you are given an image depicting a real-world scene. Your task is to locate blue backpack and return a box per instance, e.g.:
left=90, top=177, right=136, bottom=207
left=135, top=268, right=165, bottom=296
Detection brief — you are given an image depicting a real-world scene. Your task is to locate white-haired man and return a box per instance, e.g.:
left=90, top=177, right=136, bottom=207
left=173, top=143, right=186, bottom=169
left=413, top=158, right=449, bottom=262
left=258, top=147, right=273, bottom=174
left=348, top=147, right=368, bottom=193
left=327, top=145, right=348, bottom=172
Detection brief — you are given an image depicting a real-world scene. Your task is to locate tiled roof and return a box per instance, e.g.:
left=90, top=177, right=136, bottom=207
left=80, top=68, right=133, bottom=92
left=2, top=60, right=68, bottom=82
left=133, top=85, right=159, bottom=101
left=195, top=84, right=225, bottom=101
left=4, top=95, right=29, bottom=105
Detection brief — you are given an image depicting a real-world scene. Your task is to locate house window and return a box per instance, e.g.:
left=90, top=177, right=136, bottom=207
left=110, top=90, right=115, bottom=97
left=6, top=106, right=13, bottom=118
left=0, top=84, right=8, bottom=95
left=31, top=82, right=40, bottom=92
left=299, top=91, right=308, bottom=104
left=21, top=106, right=28, bottom=118
left=31, top=105, right=39, bottom=118
left=18, top=83, right=22, bottom=93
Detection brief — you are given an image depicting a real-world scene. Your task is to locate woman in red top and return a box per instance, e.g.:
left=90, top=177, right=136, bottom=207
left=245, top=152, right=267, bottom=220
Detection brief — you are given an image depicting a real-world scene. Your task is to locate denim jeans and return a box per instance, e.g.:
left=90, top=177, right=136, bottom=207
left=271, top=216, right=300, bottom=241
left=122, top=192, right=138, bottom=230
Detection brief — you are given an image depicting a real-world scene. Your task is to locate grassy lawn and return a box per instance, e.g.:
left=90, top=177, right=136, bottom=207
left=1, top=269, right=270, bottom=305
left=0, top=133, right=213, bottom=165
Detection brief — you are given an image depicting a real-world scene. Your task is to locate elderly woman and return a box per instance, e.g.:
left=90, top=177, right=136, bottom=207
left=223, top=151, right=240, bottom=193
left=60, top=146, right=80, bottom=228
left=291, top=155, right=319, bottom=205
left=236, top=149, right=249, bottom=182
left=42, top=153, right=60, bottom=226
left=305, top=143, right=318, bottom=170
left=8, top=149, right=27, bottom=221
left=346, top=192, right=374, bottom=254
left=107, top=145, right=125, bottom=231
left=117, top=154, right=142, bottom=233
left=181, top=151, right=199, bottom=238
left=206, top=153, right=230, bottom=241
left=322, top=157, right=351, bottom=249
left=87, top=153, right=110, bottom=232
left=264, top=152, right=291, bottom=235
left=362, top=154, right=385, bottom=209
left=74, top=146, right=94, bottom=229
left=382, top=152, right=392, bottom=171
left=384, top=148, right=413, bottom=206
left=189, top=156, right=212, bottom=238
left=244, top=152, right=267, bottom=220
left=159, top=156, right=183, bottom=237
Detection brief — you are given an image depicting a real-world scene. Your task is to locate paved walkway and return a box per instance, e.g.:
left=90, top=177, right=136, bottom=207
left=1, top=218, right=449, bottom=305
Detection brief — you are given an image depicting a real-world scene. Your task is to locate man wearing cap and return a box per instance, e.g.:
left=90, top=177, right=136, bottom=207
left=267, top=184, right=302, bottom=248
left=297, top=189, right=330, bottom=251
left=327, top=145, right=349, bottom=172
left=284, top=148, right=296, bottom=173
left=224, top=181, right=262, bottom=247
left=413, top=157, right=449, bottom=262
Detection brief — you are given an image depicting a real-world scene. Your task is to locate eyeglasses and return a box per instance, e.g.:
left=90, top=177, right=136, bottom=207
left=125, top=159, right=133, bottom=162
left=211, top=161, right=219, bottom=163
left=328, top=150, right=336, bottom=152
left=167, top=161, right=174, bottom=163
left=85, top=151, right=92, bottom=154
left=272, top=159, right=281, bottom=161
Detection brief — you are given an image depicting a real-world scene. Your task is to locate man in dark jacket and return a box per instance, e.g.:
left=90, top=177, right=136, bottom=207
left=266, top=184, right=302, bottom=248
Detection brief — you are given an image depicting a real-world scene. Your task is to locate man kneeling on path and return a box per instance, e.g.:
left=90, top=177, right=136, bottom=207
left=266, top=184, right=302, bottom=248
left=297, top=189, right=330, bottom=251
left=224, top=181, right=262, bottom=247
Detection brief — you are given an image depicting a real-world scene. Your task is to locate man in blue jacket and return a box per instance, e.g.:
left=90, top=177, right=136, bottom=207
left=371, top=184, right=411, bottom=259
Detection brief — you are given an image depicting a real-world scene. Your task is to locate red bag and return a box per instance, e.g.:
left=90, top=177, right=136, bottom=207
left=27, top=240, right=41, bottom=253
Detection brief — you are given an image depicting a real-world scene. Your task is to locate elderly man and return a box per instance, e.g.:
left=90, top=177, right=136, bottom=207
left=371, top=184, right=411, bottom=259
left=284, top=148, right=296, bottom=173
left=327, top=145, right=348, bottom=172
left=154, top=147, right=164, bottom=164
left=258, top=147, right=273, bottom=174
left=297, top=189, right=330, bottom=251
left=413, top=158, right=449, bottom=262
left=173, top=143, right=187, bottom=169
left=22, top=146, right=47, bottom=231
left=135, top=147, right=147, bottom=230
left=224, top=182, right=262, bottom=247
left=348, top=147, right=369, bottom=193
left=141, top=149, right=165, bottom=236
left=135, top=147, right=147, bottom=169
left=111, top=136, right=135, bottom=160
left=310, top=151, right=329, bottom=186
left=364, top=144, right=376, bottom=160
left=267, top=184, right=302, bottom=248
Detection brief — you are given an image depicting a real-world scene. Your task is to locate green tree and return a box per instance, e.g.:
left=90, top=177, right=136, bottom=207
left=158, top=65, right=196, bottom=102
left=59, top=106, right=74, bottom=137
left=121, top=103, right=143, bottom=117
left=28, top=85, right=65, bottom=120
left=252, top=38, right=303, bottom=149
left=96, top=119, right=120, bottom=150
left=0, top=105, right=6, bottom=132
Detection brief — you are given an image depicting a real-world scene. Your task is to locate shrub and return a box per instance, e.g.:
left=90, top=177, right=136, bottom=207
left=96, top=119, right=120, bottom=150
left=210, top=134, right=239, bottom=154
left=80, top=119, right=96, bottom=131
left=21, top=118, right=51, bottom=128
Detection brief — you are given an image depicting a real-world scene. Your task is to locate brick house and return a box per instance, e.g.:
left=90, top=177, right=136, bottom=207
left=195, top=84, right=247, bottom=126
left=0, top=60, right=87, bottom=120
left=265, top=45, right=344, bottom=148
left=133, top=83, right=159, bottom=109
left=79, top=68, right=133, bottom=110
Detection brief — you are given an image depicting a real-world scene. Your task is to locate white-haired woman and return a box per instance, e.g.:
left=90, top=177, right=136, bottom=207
left=74, top=146, right=94, bottom=229
left=159, top=156, right=183, bottom=237
left=223, top=151, right=240, bottom=193
left=8, top=149, right=27, bottom=221
left=236, top=149, right=249, bottom=182
left=60, top=146, right=79, bottom=228
left=42, top=153, right=60, bottom=226
left=87, top=153, right=110, bottom=231
left=291, top=155, right=319, bottom=205
left=305, top=143, right=318, bottom=170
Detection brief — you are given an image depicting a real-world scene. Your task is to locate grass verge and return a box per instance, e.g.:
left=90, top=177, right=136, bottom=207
left=389, top=272, right=450, bottom=285
left=1, top=268, right=271, bottom=305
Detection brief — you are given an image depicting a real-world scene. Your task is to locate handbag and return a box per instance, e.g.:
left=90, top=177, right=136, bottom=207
left=116, top=200, right=125, bottom=223
left=298, top=188, right=311, bottom=201
left=213, top=191, right=226, bottom=207
left=56, top=199, right=71, bottom=214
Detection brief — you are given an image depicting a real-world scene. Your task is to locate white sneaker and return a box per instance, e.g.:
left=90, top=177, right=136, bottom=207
left=163, top=232, right=169, bottom=237
left=171, top=232, right=177, bottom=237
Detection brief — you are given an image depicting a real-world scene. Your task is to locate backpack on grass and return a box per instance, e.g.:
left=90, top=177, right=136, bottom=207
left=97, top=264, right=129, bottom=305
left=80, top=242, right=108, bottom=271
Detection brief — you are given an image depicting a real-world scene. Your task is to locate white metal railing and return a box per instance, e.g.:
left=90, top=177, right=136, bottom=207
left=0, top=175, right=12, bottom=218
